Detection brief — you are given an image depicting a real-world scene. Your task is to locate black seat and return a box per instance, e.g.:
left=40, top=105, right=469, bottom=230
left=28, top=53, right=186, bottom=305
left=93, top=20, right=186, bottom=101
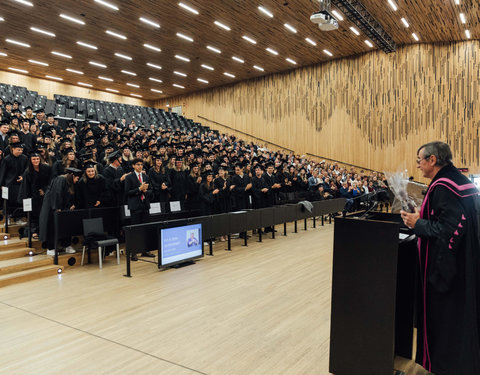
left=81, top=217, right=120, bottom=269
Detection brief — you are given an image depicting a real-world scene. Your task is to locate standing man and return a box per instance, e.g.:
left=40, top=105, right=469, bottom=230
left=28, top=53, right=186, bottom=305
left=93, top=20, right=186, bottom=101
left=401, top=141, right=480, bottom=375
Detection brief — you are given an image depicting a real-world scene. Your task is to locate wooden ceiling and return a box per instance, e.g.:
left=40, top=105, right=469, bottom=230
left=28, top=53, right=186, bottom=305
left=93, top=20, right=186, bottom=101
left=0, top=0, right=477, bottom=101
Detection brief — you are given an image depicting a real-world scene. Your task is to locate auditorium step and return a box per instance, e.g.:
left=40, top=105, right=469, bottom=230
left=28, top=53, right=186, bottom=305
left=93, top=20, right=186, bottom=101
left=0, top=265, right=63, bottom=288
left=0, top=238, right=29, bottom=250
left=0, top=247, right=33, bottom=261
left=0, top=255, right=52, bottom=275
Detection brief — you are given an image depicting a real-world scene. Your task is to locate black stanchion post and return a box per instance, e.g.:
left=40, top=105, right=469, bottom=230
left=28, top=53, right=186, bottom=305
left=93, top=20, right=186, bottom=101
left=258, top=228, right=262, bottom=242
left=53, top=212, right=59, bottom=265
left=329, top=214, right=332, bottom=224
left=208, top=239, right=213, bottom=256
left=283, top=222, right=287, bottom=236
left=227, top=235, right=231, bottom=251
left=313, top=216, right=316, bottom=228
left=27, top=211, right=32, bottom=249
left=304, top=218, right=307, bottom=231
left=243, top=232, right=247, bottom=247
left=124, top=248, right=131, bottom=277
left=321, top=215, right=324, bottom=226
left=272, top=225, right=275, bottom=239
left=4, top=199, right=8, bottom=235
left=294, top=220, right=297, bottom=233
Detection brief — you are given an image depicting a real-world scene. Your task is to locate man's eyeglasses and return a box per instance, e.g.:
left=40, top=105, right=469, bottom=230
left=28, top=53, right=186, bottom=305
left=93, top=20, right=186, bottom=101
left=416, top=156, right=430, bottom=164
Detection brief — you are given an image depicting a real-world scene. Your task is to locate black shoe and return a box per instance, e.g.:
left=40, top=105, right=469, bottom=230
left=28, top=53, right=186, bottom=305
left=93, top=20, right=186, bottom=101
left=141, top=252, right=155, bottom=258
left=131, top=254, right=138, bottom=261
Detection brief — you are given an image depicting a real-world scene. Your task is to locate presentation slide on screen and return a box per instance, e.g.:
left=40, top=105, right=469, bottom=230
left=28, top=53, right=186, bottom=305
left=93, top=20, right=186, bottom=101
left=161, top=224, right=203, bottom=265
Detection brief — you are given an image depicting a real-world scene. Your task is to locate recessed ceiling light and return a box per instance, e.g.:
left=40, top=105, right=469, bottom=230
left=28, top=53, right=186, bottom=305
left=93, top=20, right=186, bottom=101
left=77, top=41, right=97, bottom=49
left=242, top=35, right=257, bottom=44
left=224, top=72, right=235, bottom=78
left=465, top=29, right=471, bottom=39
left=214, top=21, right=231, bottom=31
left=175, top=55, right=190, bottom=62
left=412, top=33, right=419, bottom=41
left=139, top=17, right=160, bottom=28
left=323, top=49, right=333, bottom=57
left=174, top=71, right=187, bottom=77
left=253, top=65, right=264, bottom=71
left=266, top=48, right=278, bottom=55
left=146, top=63, right=162, bottom=69
left=286, top=58, right=297, bottom=65
left=106, top=30, right=127, bottom=39
left=331, top=10, right=344, bottom=21
left=176, top=32, right=193, bottom=42
left=173, top=84, right=185, bottom=89
left=30, top=27, right=55, bottom=37
left=305, top=37, right=317, bottom=46
left=0, top=52, right=8, bottom=57
left=78, top=82, right=93, bottom=87
left=258, top=6, right=273, bottom=18
left=66, top=68, right=84, bottom=75
left=115, top=52, right=132, bottom=60
left=455, top=0, right=460, bottom=4
left=178, top=2, right=199, bottom=15
left=149, top=77, right=163, bottom=83
left=388, top=0, right=398, bottom=11
left=121, top=70, right=136, bottom=76
left=6, top=39, right=30, bottom=47
left=151, top=89, right=163, bottom=93
left=207, top=45, right=221, bottom=54
left=94, top=0, right=119, bottom=11
left=106, top=88, right=119, bottom=93
left=28, top=59, right=48, bottom=66
left=197, top=78, right=209, bottom=84
left=46, top=75, right=63, bottom=81
left=144, top=43, right=161, bottom=52
left=400, top=17, right=409, bottom=28
left=127, top=83, right=140, bottom=88
left=459, top=13, right=466, bottom=24
left=284, top=23, right=297, bottom=33
left=8, top=67, right=28, bottom=74
left=90, top=61, right=107, bottom=68
left=13, top=0, right=33, bottom=7
left=365, top=40, right=374, bottom=48
left=131, top=93, right=142, bottom=98
left=52, top=51, right=72, bottom=58
left=59, top=14, right=85, bottom=25
left=201, top=64, right=214, bottom=71
left=99, top=76, right=114, bottom=81
left=232, top=56, right=245, bottom=63
left=350, top=26, right=360, bottom=36
left=0, top=17, right=4, bottom=22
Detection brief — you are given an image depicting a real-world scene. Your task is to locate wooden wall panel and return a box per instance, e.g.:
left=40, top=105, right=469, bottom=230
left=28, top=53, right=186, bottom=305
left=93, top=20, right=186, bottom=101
left=157, top=41, right=480, bottom=180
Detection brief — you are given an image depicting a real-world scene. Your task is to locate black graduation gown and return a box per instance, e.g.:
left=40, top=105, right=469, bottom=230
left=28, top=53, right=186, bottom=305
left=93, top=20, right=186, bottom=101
left=231, top=174, right=251, bottom=210
left=0, top=153, right=28, bottom=205
left=251, top=175, right=268, bottom=209
left=198, top=182, right=215, bottom=216
left=147, top=168, right=171, bottom=202
left=18, top=164, right=52, bottom=216
left=101, top=165, right=126, bottom=207
left=213, top=177, right=230, bottom=213
left=76, top=176, right=107, bottom=209
left=263, top=172, right=278, bottom=207
left=51, top=160, right=65, bottom=178
left=170, top=169, right=188, bottom=201
left=186, top=174, right=202, bottom=208
left=414, top=163, right=480, bottom=375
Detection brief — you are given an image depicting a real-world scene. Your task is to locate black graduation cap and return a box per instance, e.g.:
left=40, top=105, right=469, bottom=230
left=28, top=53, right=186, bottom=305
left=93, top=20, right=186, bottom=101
left=43, top=132, right=53, bottom=139
left=265, top=162, right=274, bottom=168
left=108, top=149, right=122, bottom=161
left=29, top=151, right=41, bottom=158
left=7, top=129, right=20, bottom=137
left=0, top=119, right=10, bottom=125
left=46, top=113, right=55, bottom=118
left=5, top=101, right=12, bottom=106
left=205, top=170, right=214, bottom=176
left=11, top=109, right=21, bottom=114
left=10, top=142, right=24, bottom=149
left=37, top=142, right=47, bottom=149
left=63, top=147, right=75, bottom=155
left=35, top=108, right=44, bottom=113
left=176, top=157, right=184, bottom=162
left=13, top=100, right=20, bottom=105
left=83, top=162, right=96, bottom=170
left=65, top=167, right=83, bottom=176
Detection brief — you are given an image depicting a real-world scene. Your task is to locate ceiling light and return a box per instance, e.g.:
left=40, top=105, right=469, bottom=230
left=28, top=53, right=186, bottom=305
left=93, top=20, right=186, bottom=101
left=214, top=21, right=231, bottom=31
left=365, top=40, right=374, bottom=48
left=52, top=51, right=72, bottom=58
left=197, top=78, right=209, bottom=84
left=286, top=58, right=297, bottom=64
left=106, top=30, right=126, bottom=39
left=66, top=68, right=84, bottom=74
left=78, top=82, right=93, bottom=87
left=350, top=26, right=360, bottom=36
left=8, top=67, right=28, bottom=74
left=412, top=33, right=419, bottom=41
left=178, top=2, right=199, bottom=15
left=459, top=13, right=466, bottom=24
left=232, top=56, right=245, bottom=63
left=144, top=43, right=161, bottom=52
left=253, top=65, right=264, bottom=71
left=387, top=0, right=398, bottom=11
left=90, top=61, right=107, bottom=68
left=176, top=32, right=193, bottom=42
left=400, top=18, right=409, bottom=28
left=146, top=63, right=162, bottom=69
left=151, top=89, right=163, bottom=93
left=207, top=45, right=221, bottom=54
left=455, top=0, right=460, bottom=4
left=115, top=53, right=132, bottom=60
left=46, top=75, right=63, bottom=81
left=6, top=39, right=30, bottom=47
left=331, top=10, right=344, bottom=21
left=323, top=49, right=333, bottom=57
left=94, top=0, right=119, bottom=11
left=127, top=83, right=140, bottom=88
left=149, top=77, right=163, bottom=83
left=305, top=37, right=317, bottom=46
left=266, top=48, right=278, bottom=55
left=28, top=59, right=48, bottom=66
left=130, top=94, right=142, bottom=98
left=30, top=27, right=55, bottom=37
left=0, top=17, right=4, bottom=21
left=106, top=88, right=119, bottom=93
left=224, top=72, right=235, bottom=78
left=173, top=84, right=185, bottom=89
left=0, top=52, right=8, bottom=57
left=284, top=23, right=297, bottom=33
left=175, top=55, right=190, bottom=62
left=242, top=35, right=257, bottom=44
left=139, top=17, right=160, bottom=28
left=77, top=41, right=97, bottom=49
left=13, top=0, right=33, bottom=6
left=174, top=71, right=187, bottom=77
left=465, top=30, right=471, bottom=39
left=121, top=70, right=136, bottom=76
left=201, top=64, right=214, bottom=71
left=59, top=14, right=85, bottom=25
left=99, top=76, right=113, bottom=81
left=258, top=6, right=273, bottom=18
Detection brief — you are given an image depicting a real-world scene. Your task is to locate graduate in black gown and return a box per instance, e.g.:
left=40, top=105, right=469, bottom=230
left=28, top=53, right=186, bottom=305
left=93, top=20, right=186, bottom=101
left=101, top=150, right=130, bottom=207
left=76, top=163, right=106, bottom=209
left=231, top=163, right=252, bottom=210
left=51, top=148, right=79, bottom=178
left=186, top=163, right=202, bottom=209
left=213, top=166, right=230, bottom=214
left=198, top=171, right=219, bottom=216
left=251, top=164, right=269, bottom=209
left=148, top=155, right=171, bottom=203
left=170, top=158, right=188, bottom=202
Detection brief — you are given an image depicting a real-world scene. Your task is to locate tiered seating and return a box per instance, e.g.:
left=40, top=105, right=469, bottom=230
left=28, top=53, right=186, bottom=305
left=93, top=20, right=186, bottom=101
left=0, top=83, right=47, bottom=111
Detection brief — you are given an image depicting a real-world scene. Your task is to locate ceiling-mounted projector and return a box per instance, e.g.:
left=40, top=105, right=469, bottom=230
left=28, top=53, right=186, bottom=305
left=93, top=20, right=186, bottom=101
left=310, top=10, right=339, bottom=31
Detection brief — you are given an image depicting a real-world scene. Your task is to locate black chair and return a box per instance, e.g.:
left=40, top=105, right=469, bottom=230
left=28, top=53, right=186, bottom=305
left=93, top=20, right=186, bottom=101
left=81, top=218, right=120, bottom=269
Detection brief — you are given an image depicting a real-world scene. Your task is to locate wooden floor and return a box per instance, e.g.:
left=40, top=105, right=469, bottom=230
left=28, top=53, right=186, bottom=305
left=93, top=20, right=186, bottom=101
left=0, top=222, right=430, bottom=375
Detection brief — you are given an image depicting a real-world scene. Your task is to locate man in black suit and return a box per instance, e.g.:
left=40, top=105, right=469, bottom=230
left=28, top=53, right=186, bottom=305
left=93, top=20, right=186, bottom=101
left=124, top=158, right=154, bottom=261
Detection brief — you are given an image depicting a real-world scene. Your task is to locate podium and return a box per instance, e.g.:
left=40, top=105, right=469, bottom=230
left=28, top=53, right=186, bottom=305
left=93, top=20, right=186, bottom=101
left=329, top=213, right=417, bottom=375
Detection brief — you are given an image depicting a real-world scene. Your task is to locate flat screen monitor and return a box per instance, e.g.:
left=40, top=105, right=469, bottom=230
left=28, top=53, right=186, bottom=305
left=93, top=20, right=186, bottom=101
left=160, top=223, right=203, bottom=266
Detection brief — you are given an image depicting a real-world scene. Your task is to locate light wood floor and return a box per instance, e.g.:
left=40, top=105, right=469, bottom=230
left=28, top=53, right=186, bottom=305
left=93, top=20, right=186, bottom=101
left=0, top=222, right=430, bottom=375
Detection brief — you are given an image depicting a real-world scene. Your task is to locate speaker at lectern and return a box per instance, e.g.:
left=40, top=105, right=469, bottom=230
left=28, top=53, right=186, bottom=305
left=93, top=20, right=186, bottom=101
left=329, top=213, right=417, bottom=375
